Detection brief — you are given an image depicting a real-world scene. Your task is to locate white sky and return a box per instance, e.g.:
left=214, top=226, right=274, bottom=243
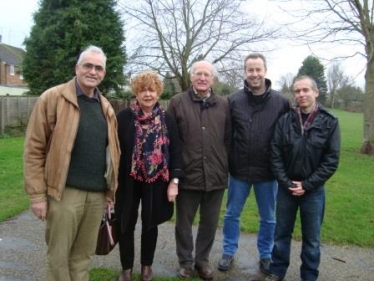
left=0, top=0, right=366, bottom=89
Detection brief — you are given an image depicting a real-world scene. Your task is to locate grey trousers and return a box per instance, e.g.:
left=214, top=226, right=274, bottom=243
left=175, top=189, right=225, bottom=268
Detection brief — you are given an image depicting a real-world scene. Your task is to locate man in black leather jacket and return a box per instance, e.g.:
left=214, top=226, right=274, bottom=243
left=265, top=76, right=340, bottom=281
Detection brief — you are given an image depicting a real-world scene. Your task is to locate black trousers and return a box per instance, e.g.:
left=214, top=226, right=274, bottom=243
left=118, top=182, right=158, bottom=270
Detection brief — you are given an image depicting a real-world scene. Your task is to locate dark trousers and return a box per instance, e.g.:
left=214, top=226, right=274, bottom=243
left=175, top=189, right=224, bottom=269
left=118, top=182, right=158, bottom=270
left=270, top=186, right=325, bottom=281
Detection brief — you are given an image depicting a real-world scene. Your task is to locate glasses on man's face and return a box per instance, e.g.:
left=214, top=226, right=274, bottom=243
left=81, top=63, right=105, bottom=73
left=193, top=72, right=212, bottom=78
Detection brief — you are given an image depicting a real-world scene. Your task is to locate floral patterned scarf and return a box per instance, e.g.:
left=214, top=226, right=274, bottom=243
left=130, top=100, right=170, bottom=183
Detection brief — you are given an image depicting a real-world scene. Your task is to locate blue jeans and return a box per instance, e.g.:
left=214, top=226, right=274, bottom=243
left=269, top=186, right=325, bottom=281
left=222, top=175, right=277, bottom=259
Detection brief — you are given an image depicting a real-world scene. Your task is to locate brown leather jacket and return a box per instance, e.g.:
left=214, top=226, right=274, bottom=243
left=167, top=87, right=231, bottom=191
left=24, top=78, right=120, bottom=204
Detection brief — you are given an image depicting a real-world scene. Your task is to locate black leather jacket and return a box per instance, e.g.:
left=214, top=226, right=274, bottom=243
left=270, top=105, right=340, bottom=191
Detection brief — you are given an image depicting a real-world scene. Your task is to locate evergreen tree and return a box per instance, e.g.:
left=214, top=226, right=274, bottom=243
left=23, top=0, right=126, bottom=95
left=297, top=56, right=328, bottom=105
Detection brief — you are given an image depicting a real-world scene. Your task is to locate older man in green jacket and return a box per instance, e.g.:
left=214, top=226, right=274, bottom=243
left=168, top=60, right=231, bottom=281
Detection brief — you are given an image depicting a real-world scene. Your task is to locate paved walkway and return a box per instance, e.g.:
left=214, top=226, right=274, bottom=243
left=0, top=210, right=373, bottom=281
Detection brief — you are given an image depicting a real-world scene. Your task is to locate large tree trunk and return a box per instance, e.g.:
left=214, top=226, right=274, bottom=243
left=360, top=58, right=374, bottom=155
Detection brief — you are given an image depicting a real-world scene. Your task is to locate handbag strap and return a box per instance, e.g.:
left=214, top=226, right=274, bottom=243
left=105, top=204, right=115, bottom=246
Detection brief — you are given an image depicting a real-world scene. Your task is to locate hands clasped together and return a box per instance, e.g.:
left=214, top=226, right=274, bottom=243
left=289, top=181, right=305, bottom=197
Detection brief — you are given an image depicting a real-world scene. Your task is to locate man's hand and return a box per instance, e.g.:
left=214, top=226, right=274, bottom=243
left=167, top=182, right=178, bottom=202
left=288, top=181, right=305, bottom=197
left=31, top=201, right=48, bottom=221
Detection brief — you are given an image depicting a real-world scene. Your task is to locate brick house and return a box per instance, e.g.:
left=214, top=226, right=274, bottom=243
left=0, top=37, right=27, bottom=87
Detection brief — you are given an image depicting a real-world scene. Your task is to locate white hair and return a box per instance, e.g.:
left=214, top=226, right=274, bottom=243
left=190, top=60, right=218, bottom=78
left=77, top=45, right=107, bottom=68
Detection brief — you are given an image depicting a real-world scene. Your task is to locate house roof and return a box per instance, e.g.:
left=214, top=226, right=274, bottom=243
left=0, top=43, right=25, bottom=66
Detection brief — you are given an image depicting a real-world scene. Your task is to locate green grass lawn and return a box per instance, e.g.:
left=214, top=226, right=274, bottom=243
left=1, top=109, right=373, bottom=280
left=0, top=137, right=29, bottom=222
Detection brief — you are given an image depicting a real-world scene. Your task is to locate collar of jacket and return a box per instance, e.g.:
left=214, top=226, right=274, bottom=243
left=243, top=78, right=272, bottom=104
left=291, top=103, right=333, bottom=129
left=187, top=86, right=218, bottom=106
left=61, top=77, right=104, bottom=110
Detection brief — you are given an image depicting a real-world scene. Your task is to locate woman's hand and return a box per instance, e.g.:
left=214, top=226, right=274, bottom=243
left=167, top=182, right=178, bottom=202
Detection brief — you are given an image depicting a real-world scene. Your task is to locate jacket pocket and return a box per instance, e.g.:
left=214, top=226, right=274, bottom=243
left=309, top=128, right=330, bottom=148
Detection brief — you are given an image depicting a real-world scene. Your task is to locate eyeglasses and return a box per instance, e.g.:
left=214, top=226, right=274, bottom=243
left=81, top=63, right=105, bottom=73
left=193, top=72, right=213, bottom=78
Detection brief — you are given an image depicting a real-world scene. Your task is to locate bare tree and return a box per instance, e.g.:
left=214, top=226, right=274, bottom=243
left=276, top=0, right=373, bottom=154
left=119, top=0, right=280, bottom=91
left=327, top=62, right=350, bottom=108
left=277, top=73, right=295, bottom=100
left=217, top=60, right=244, bottom=90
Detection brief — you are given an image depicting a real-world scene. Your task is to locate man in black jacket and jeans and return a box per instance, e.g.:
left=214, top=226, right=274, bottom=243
left=265, top=76, right=340, bottom=281
left=218, top=53, right=290, bottom=274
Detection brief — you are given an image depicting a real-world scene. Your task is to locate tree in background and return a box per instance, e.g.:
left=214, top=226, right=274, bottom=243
left=218, top=60, right=244, bottom=91
left=336, top=84, right=364, bottom=111
left=212, top=80, right=236, bottom=96
left=276, top=0, right=373, bottom=154
left=327, top=62, right=350, bottom=108
left=297, top=56, right=328, bottom=105
left=162, top=72, right=177, bottom=100
left=120, top=0, right=280, bottom=92
left=23, top=0, right=126, bottom=95
left=277, top=73, right=295, bottom=101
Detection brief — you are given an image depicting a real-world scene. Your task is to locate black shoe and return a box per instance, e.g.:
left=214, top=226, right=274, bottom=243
left=141, top=265, right=153, bottom=281
left=217, top=254, right=234, bottom=271
left=118, top=269, right=132, bottom=281
left=195, top=265, right=213, bottom=280
left=177, top=267, right=193, bottom=279
left=259, top=258, right=271, bottom=274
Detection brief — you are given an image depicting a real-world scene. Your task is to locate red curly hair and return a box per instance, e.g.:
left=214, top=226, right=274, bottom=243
left=131, top=71, right=164, bottom=96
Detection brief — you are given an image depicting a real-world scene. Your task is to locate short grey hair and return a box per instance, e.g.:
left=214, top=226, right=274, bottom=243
left=77, top=45, right=107, bottom=68
left=294, top=75, right=318, bottom=91
left=190, top=60, right=218, bottom=78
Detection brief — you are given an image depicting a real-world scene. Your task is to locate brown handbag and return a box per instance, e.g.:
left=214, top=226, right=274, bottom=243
left=95, top=205, right=118, bottom=255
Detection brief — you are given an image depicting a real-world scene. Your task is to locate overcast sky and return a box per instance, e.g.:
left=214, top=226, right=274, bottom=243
left=0, top=0, right=366, bottom=89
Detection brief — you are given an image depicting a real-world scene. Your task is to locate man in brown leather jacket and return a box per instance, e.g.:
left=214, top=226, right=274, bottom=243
left=24, top=45, right=120, bottom=281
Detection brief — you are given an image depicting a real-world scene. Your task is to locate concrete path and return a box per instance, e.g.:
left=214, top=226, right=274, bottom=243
left=0, top=211, right=373, bottom=281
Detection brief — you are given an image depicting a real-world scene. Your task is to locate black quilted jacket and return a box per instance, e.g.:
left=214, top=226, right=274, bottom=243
left=228, top=79, right=290, bottom=182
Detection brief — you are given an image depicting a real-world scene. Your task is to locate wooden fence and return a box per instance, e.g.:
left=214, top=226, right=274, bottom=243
left=0, top=96, right=170, bottom=136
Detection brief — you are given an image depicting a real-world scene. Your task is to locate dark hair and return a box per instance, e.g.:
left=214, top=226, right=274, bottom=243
left=244, top=53, right=267, bottom=70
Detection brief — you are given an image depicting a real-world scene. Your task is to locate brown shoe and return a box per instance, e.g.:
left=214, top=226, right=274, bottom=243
left=178, top=267, right=194, bottom=279
left=195, top=265, right=213, bottom=280
left=141, top=265, right=153, bottom=281
left=118, top=269, right=132, bottom=281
